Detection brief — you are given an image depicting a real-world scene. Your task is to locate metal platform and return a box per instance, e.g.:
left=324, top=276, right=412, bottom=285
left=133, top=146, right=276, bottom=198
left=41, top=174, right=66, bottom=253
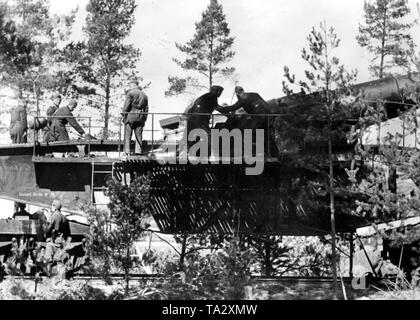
left=0, top=140, right=123, bottom=156
left=0, top=110, right=369, bottom=236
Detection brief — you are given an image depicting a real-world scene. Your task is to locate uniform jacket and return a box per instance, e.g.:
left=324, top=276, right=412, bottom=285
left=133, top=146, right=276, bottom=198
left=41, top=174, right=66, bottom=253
left=184, top=91, right=226, bottom=129
left=46, top=210, right=71, bottom=241
left=187, top=91, right=223, bottom=114
left=122, top=87, right=149, bottom=125
left=51, top=106, right=85, bottom=136
left=10, top=105, right=28, bottom=134
left=46, top=104, right=60, bottom=125
left=225, top=92, right=270, bottom=114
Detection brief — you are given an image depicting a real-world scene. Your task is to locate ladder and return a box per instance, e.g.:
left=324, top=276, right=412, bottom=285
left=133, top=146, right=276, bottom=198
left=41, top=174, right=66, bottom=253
left=90, top=161, right=115, bottom=203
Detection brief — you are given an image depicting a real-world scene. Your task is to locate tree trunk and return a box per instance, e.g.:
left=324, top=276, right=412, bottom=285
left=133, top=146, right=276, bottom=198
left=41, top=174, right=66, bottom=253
left=178, top=234, right=188, bottom=270
left=209, top=34, right=214, bottom=89
left=328, top=137, right=338, bottom=299
left=379, top=9, right=387, bottom=79
left=33, top=81, right=40, bottom=116
left=264, top=239, right=272, bottom=277
left=104, top=74, right=111, bottom=139
left=388, top=165, right=397, bottom=194
left=124, top=245, right=130, bottom=297
left=16, top=78, right=23, bottom=99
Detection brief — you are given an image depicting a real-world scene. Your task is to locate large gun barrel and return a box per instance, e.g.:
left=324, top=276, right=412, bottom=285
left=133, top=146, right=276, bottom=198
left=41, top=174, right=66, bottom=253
left=351, top=73, right=420, bottom=101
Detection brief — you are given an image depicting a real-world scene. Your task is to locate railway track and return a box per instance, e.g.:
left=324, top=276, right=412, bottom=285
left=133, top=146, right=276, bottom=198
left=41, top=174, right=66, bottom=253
left=3, top=274, right=355, bottom=283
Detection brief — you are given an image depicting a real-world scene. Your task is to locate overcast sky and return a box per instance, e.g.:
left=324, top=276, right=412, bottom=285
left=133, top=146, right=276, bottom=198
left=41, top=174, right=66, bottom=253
left=47, top=0, right=420, bottom=114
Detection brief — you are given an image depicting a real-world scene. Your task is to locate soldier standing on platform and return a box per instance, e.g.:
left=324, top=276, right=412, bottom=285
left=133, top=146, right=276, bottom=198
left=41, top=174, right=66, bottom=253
left=43, top=94, right=62, bottom=142
left=50, top=100, right=85, bottom=141
left=10, top=99, right=28, bottom=144
left=178, top=85, right=225, bottom=158
left=222, top=86, right=271, bottom=115
left=122, top=77, right=149, bottom=155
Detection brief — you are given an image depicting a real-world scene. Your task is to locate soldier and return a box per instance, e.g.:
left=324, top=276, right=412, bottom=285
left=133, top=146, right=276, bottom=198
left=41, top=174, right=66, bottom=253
left=179, top=86, right=226, bottom=157
left=50, top=100, right=85, bottom=142
left=122, top=77, right=149, bottom=155
left=220, top=86, right=276, bottom=157
left=10, top=99, right=28, bottom=144
left=13, top=202, right=31, bottom=219
left=222, top=86, right=271, bottom=115
left=44, top=200, right=71, bottom=276
left=184, top=85, right=226, bottom=133
left=43, top=94, right=62, bottom=142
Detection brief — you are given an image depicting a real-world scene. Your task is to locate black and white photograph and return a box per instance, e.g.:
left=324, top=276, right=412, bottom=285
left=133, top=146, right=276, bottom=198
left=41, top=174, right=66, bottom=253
left=0, top=0, right=419, bottom=306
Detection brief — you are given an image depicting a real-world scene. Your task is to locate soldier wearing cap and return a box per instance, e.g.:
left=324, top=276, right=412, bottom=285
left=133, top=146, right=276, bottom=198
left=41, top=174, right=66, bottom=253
left=220, top=87, right=275, bottom=156
left=45, top=200, right=70, bottom=242
left=43, top=94, right=62, bottom=142
left=222, top=86, right=271, bottom=115
left=50, top=99, right=85, bottom=141
left=178, top=86, right=227, bottom=157
left=122, top=77, right=149, bottom=155
left=10, top=99, right=28, bottom=144
left=44, top=199, right=71, bottom=275
left=184, top=85, right=226, bottom=133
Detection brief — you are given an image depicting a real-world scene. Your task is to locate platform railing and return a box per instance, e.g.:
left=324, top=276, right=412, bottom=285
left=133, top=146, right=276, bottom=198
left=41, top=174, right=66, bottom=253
left=121, top=111, right=275, bottom=147
left=32, top=115, right=93, bottom=157
left=27, top=102, right=420, bottom=160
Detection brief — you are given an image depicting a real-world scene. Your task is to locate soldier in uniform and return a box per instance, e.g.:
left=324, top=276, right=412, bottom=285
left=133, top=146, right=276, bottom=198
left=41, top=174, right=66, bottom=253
left=179, top=86, right=226, bottom=157
left=50, top=100, right=85, bottom=141
left=221, top=86, right=274, bottom=156
left=10, top=99, right=28, bottom=144
left=122, top=77, right=149, bottom=155
left=44, top=200, right=71, bottom=276
left=12, top=203, right=31, bottom=219
left=184, top=85, right=226, bottom=133
left=222, top=86, right=271, bottom=115
left=43, top=94, right=62, bottom=142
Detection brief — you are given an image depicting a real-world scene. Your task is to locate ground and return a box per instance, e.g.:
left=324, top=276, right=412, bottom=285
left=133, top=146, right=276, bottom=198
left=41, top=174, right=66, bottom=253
left=0, top=277, right=418, bottom=300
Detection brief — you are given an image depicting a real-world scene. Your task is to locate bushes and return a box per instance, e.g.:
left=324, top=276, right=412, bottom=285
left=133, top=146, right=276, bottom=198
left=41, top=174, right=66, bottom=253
left=144, top=237, right=256, bottom=300
left=86, top=174, right=152, bottom=295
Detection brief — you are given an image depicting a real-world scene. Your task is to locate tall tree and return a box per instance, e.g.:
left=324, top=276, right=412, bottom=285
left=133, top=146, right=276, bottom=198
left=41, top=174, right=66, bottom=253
left=0, top=5, right=33, bottom=80
left=82, top=0, right=141, bottom=138
left=357, top=0, right=414, bottom=79
left=283, top=21, right=358, bottom=298
left=0, top=4, right=33, bottom=134
left=0, top=0, right=77, bottom=114
left=87, top=175, right=151, bottom=296
left=166, top=0, right=235, bottom=96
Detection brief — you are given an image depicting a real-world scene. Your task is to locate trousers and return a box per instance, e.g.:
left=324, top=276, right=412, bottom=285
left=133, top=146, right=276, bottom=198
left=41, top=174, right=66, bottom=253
left=10, top=122, right=27, bottom=144
left=124, top=122, right=144, bottom=154
left=51, top=124, right=70, bottom=141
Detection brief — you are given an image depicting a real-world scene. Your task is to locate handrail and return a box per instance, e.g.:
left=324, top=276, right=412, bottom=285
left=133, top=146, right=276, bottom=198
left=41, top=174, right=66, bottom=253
left=32, top=115, right=92, bottom=157
left=26, top=103, right=419, bottom=159
left=122, top=111, right=294, bottom=117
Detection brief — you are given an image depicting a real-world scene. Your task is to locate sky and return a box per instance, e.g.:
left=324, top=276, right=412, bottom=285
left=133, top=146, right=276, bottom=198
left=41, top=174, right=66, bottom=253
left=47, top=0, right=420, bottom=116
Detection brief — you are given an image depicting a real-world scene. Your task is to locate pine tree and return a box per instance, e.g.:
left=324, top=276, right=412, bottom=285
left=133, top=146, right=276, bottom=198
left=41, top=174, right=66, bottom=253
left=166, top=0, right=235, bottom=96
left=356, top=0, right=414, bottom=79
left=0, top=0, right=77, bottom=115
left=81, top=0, right=141, bottom=138
left=0, top=5, right=33, bottom=79
left=283, top=21, right=359, bottom=297
left=246, top=235, right=296, bottom=277
left=88, top=175, right=152, bottom=296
